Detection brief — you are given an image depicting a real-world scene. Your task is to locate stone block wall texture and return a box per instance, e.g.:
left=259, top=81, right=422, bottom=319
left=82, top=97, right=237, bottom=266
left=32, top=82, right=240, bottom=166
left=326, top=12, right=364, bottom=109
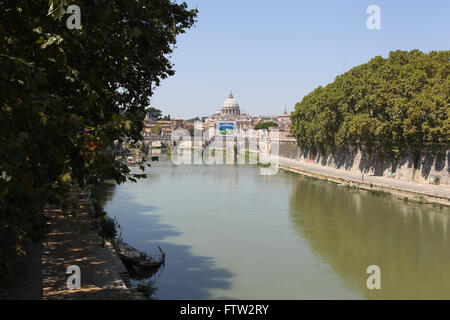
left=278, top=141, right=450, bottom=185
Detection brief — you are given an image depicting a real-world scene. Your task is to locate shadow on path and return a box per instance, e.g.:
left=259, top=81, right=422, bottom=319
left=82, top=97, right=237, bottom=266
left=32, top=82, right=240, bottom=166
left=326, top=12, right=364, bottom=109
left=3, top=243, right=43, bottom=300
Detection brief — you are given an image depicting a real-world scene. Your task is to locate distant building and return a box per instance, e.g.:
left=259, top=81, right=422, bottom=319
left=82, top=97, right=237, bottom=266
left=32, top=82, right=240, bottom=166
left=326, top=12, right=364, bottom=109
left=142, top=118, right=172, bottom=137
left=172, top=118, right=184, bottom=128
left=204, top=91, right=255, bottom=138
left=256, top=115, right=279, bottom=123
left=277, top=109, right=291, bottom=125
left=269, top=109, right=295, bottom=140
left=162, top=126, right=172, bottom=136
left=142, top=93, right=296, bottom=142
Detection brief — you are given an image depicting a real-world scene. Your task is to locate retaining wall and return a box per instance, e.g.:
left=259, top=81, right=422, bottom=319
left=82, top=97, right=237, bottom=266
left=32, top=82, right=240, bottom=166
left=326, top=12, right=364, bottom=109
left=277, top=141, right=450, bottom=185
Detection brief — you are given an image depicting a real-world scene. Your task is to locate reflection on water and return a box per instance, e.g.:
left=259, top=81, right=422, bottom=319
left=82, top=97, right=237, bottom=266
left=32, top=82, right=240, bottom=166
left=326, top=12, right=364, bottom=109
left=289, top=178, right=450, bottom=299
left=92, top=180, right=116, bottom=209
left=103, top=182, right=234, bottom=299
left=102, top=159, right=450, bottom=299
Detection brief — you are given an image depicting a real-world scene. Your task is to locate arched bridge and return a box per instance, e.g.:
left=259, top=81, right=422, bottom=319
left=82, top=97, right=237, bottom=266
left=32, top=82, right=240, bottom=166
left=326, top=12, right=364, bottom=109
left=142, top=135, right=174, bottom=152
left=141, top=134, right=273, bottom=155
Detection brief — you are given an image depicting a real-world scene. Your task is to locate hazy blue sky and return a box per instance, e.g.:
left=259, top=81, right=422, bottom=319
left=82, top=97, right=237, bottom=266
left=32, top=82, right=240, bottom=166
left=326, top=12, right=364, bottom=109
left=150, top=0, right=450, bottom=119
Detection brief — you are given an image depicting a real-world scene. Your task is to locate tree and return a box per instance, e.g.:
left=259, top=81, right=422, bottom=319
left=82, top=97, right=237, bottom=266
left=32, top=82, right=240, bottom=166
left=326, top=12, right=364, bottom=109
left=0, top=0, right=197, bottom=287
left=291, top=50, right=450, bottom=159
left=146, top=107, right=163, bottom=121
left=255, top=121, right=278, bottom=130
left=187, top=116, right=200, bottom=122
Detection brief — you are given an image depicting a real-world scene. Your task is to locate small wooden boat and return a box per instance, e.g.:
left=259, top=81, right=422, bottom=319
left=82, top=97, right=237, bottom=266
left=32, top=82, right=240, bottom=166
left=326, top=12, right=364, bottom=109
left=116, top=241, right=165, bottom=270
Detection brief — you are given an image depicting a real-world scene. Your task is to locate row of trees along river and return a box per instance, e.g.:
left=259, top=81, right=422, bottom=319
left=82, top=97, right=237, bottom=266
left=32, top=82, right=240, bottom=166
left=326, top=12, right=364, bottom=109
left=291, top=50, right=449, bottom=162
left=0, top=0, right=197, bottom=290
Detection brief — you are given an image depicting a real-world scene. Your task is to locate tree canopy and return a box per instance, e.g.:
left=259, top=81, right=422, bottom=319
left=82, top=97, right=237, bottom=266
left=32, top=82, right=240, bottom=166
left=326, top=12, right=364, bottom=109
left=0, top=0, right=197, bottom=287
left=186, top=116, right=201, bottom=123
left=255, top=121, right=278, bottom=130
left=145, top=107, right=171, bottom=120
left=291, top=50, right=450, bottom=160
left=145, top=107, right=163, bottom=120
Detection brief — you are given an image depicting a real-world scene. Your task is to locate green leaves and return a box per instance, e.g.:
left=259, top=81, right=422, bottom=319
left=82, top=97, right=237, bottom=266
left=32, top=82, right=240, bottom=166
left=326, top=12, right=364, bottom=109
left=255, top=121, right=278, bottom=131
left=48, top=0, right=69, bottom=21
left=0, top=0, right=197, bottom=285
left=40, top=34, right=63, bottom=49
left=133, top=27, right=143, bottom=38
left=291, top=50, right=450, bottom=159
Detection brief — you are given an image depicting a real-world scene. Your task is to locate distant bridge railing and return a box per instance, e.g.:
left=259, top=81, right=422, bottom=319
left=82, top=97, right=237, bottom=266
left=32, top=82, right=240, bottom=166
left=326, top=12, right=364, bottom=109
left=143, top=135, right=172, bottom=141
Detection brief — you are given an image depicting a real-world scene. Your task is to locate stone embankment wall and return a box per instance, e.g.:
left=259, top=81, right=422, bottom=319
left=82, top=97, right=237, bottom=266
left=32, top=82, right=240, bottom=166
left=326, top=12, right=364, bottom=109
left=278, top=141, right=450, bottom=185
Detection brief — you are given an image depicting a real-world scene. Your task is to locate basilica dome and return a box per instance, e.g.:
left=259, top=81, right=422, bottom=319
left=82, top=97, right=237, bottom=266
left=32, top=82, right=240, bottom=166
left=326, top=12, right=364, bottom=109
left=221, top=91, right=240, bottom=115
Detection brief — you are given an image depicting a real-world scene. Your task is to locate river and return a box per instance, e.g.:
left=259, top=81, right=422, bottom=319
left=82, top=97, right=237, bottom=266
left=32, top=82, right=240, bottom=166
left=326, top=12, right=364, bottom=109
left=101, top=156, right=450, bottom=299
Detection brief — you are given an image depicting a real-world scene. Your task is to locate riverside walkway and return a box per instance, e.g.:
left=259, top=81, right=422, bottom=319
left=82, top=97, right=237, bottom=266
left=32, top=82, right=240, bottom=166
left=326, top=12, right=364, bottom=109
left=4, top=189, right=143, bottom=300
left=272, top=156, right=450, bottom=206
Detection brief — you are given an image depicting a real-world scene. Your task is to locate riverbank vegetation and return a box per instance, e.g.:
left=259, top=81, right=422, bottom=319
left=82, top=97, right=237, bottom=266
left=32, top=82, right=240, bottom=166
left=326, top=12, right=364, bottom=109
left=368, top=189, right=392, bottom=197
left=257, top=162, right=271, bottom=168
left=243, top=150, right=259, bottom=162
left=255, top=121, right=278, bottom=131
left=291, top=50, right=449, bottom=162
left=0, top=0, right=197, bottom=290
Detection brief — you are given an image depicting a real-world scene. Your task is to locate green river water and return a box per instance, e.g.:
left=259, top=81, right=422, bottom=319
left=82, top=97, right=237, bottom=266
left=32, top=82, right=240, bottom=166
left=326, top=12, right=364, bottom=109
left=101, top=156, right=450, bottom=299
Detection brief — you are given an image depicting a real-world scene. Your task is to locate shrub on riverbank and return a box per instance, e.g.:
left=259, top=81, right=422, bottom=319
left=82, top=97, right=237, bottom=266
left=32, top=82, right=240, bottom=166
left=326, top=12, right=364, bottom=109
left=90, top=184, right=120, bottom=243
left=98, top=216, right=118, bottom=242
left=257, top=162, right=271, bottom=168
left=368, top=189, right=392, bottom=197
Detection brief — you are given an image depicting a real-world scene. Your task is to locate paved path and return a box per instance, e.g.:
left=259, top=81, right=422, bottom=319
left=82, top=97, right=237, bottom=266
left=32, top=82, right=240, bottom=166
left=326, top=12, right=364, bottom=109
left=269, top=156, right=450, bottom=204
left=4, top=190, right=143, bottom=300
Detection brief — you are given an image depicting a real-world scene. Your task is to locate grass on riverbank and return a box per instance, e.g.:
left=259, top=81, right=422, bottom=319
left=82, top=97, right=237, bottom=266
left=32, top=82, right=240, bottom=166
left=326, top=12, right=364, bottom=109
left=257, top=162, right=271, bottom=168
left=136, top=280, right=159, bottom=299
left=90, top=184, right=120, bottom=244
left=368, top=189, right=392, bottom=197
